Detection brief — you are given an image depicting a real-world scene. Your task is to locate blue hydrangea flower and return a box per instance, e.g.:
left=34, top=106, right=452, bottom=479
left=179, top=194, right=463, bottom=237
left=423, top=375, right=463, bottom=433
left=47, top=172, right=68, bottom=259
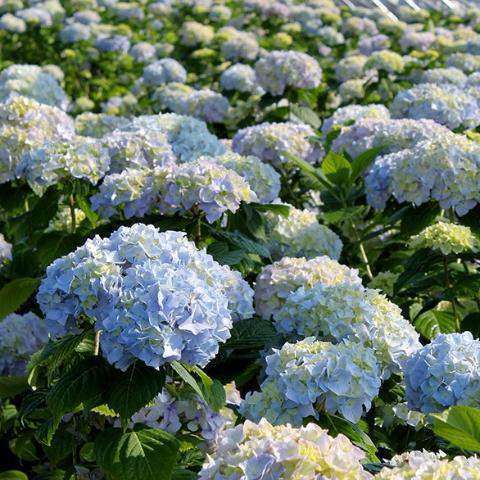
left=404, top=332, right=480, bottom=413
left=38, top=225, right=253, bottom=370
left=142, top=59, right=187, bottom=87
left=0, top=312, right=49, bottom=376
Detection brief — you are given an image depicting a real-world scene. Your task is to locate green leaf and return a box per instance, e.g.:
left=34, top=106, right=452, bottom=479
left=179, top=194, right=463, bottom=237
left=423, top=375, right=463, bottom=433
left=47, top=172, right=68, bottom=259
left=171, top=469, right=197, bottom=480
left=212, top=230, right=270, bottom=258
left=95, top=427, right=179, bottom=480
left=106, top=362, right=166, bottom=420
left=47, top=357, right=111, bottom=425
left=189, top=366, right=226, bottom=412
left=290, top=104, right=321, bottom=129
left=283, top=152, right=333, bottom=191
left=0, top=377, right=28, bottom=399
left=317, top=413, right=379, bottom=461
left=9, top=436, right=38, bottom=461
left=76, top=195, right=98, bottom=227
left=250, top=203, right=290, bottom=217
left=414, top=310, right=457, bottom=340
left=0, top=471, right=28, bottom=480
left=321, top=151, right=352, bottom=185
left=350, top=146, right=383, bottom=181
left=431, top=406, right=480, bottom=452
left=222, top=317, right=277, bottom=350
left=170, top=362, right=205, bottom=401
left=0, top=278, right=40, bottom=320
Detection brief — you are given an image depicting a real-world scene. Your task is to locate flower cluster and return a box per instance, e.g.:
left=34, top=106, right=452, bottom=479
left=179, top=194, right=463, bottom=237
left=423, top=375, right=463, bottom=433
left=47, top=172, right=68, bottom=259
left=37, top=224, right=254, bottom=370
left=410, top=221, right=478, bottom=255
left=0, top=312, right=49, bottom=376
left=375, top=451, right=480, bottom=479
left=274, top=281, right=420, bottom=378
left=332, top=117, right=452, bottom=160
left=390, top=83, right=480, bottom=130
left=18, top=136, right=110, bottom=195
left=220, top=64, right=262, bottom=94
left=404, top=332, right=480, bottom=413
left=141, top=59, right=187, bottom=87
left=0, top=64, right=69, bottom=110
left=232, top=122, right=324, bottom=168
left=254, top=256, right=361, bottom=320
left=205, top=151, right=281, bottom=204
left=322, top=104, right=390, bottom=137
left=254, top=50, right=323, bottom=95
left=240, top=337, right=381, bottom=424
left=365, top=135, right=480, bottom=215
left=0, top=95, right=74, bottom=183
left=199, top=418, right=373, bottom=480
left=217, top=27, right=259, bottom=61
left=0, top=233, right=12, bottom=264
left=265, top=206, right=343, bottom=260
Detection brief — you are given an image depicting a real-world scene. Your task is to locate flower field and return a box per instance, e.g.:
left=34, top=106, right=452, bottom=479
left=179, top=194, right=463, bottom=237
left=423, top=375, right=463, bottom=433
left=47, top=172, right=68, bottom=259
left=2, top=0, right=480, bottom=478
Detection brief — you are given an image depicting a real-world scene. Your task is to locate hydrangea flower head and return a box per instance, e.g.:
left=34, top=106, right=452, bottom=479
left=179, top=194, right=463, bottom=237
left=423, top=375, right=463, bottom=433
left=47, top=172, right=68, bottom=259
left=240, top=337, right=381, bottom=424
left=255, top=256, right=361, bottom=320
left=232, top=122, right=324, bottom=169
left=199, top=418, right=373, bottom=480
left=390, top=83, right=480, bottom=130
left=364, top=50, right=405, bottom=73
left=376, top=451, right=480, bottom=479
left=410, top=221, right=478, bottom=255
left=142, top=59, right=187, bottom=87
left=0, top=64, right=69, bottom=110
left=255, top=50, right=322, bottom=95
left=0, top=312, right=49, bottom=376
left=266, top=206, right=342, bottom=260
left=404, top=332, right=480, bottom=413
left=37, top=224, right=253, bottom=370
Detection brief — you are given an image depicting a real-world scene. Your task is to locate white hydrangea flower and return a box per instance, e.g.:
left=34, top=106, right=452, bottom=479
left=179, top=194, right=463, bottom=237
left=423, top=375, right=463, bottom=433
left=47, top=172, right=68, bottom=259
left=232, top=122, right=324, bottom=169
left=240, top=337, right=381, bottom=424
left=322, top=104, right=390, bottom=137
left=199, top=418, right=373, bottom=480
left=376, top=450, right=480, bottom=479
left=0, top=64, right=69, bottom=110
left=390, top=83, right=480, bottom=130
left=203, top=151, right=281, bottom=204
left=18, top=136, right=110, bottom=195
left=0, top=95, right=74, bottom=183
left=255, top=256, right=361, bottom=320
left=266, top=206, right=342, bottom=260
left=410, top=221, right=478, bottom=255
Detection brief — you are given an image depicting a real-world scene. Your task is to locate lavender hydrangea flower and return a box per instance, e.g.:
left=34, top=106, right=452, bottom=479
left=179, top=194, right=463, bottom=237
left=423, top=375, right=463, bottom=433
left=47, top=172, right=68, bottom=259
left=240, top=337, right=381, bottom=424
left=199, top=418, right=373, bottom=480
left=265, top=206, right=342, bottom=260
left=38, top=225, right=253, bottom=370
left=17, top=136, right=110, bottom=195
left=94, top=35, right=131, bottom=54
left=0, top=95, right=75, bottom=184
left=0, top=312, right=49, bottom=376
left=216, top=27, right=260, bottom=61
left=391, top=83, right=480, bottom=130
left=142, top=59, right=187, bottom=87
left=232, top=122, right=324, bottom=168
left=404, top=332, right=480, bottom=413
left=254, top=256, right=361, bottom=320
left=255, top=50, right=322, bottom=96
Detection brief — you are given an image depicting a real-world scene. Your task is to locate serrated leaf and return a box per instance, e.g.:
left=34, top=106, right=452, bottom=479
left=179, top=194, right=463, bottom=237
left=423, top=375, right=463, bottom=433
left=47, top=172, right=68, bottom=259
left=0, top=377, right=28, bottom=399
left=317, top=413, right=378, bottom=461
left=431, top=406, right=480, bottom=452
left=350, top=146, right=383, bottom=180
left=170, top=362, right=205, bottom=401
left=9, top=436, right=38, bottom=461
left=106, top=362, right=166, bottom=420
left=0, top=278, right=40, bottom=320
left=222, top=317, right=277, bottom=350
left=47, top=357, right=111, bottom=425
left=95, top=427, right=179, bottom=480
left=250, top=203, right=290, bottom=217
left=414, top=310, right=457, bottom=339
left=290, top=104, right=321, bottom=129
left=321, top=150, right=352, bottom=185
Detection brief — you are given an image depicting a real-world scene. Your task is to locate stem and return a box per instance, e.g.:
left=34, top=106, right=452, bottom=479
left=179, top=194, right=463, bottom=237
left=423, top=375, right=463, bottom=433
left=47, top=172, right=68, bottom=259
left=443, top=256, right=460, bottom=331
left=195, top=216, right=202, bottom=244
left=348, top=218, right=374, bottom=281
left=69, top=194, right=76, bottom=233
left=94, top=330, right=101, bottom=356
